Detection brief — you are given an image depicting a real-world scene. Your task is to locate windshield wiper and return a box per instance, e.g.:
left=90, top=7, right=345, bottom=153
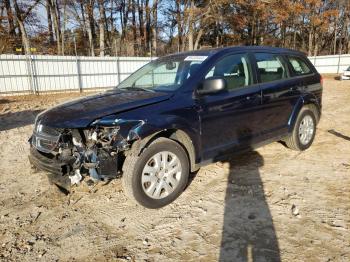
left=120, top=86, right=155, bottom=92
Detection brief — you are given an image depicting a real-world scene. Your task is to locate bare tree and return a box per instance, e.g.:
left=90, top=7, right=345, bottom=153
left=86, top=0, right=96, bottom=56
left=4, top=0, right=16, bottom=37
left=138, top=0, right=145, bottom=55
left=46, top=0, right=54, bottom=44
left=1, top=0, right=349, bottom=56
left=47, top=0, right=62, bottom=54
left=151, top=0, right=158, bottom=55
left=131, top=0, right=138, bottom=55
left=98, top=0, right=106, bottom=56
left=145, top=0, right=151, bottom=53
left=13, top=0, right=40, bottom=54
left=175, top=0, right=184, bottom=51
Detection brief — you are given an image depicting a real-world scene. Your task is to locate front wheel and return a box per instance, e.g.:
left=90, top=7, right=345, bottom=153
left=122, top=137, right=189, bottom=209
left=284, top=106, right=317, bottom=151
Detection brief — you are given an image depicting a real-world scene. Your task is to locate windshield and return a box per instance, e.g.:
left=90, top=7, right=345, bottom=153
left=118, top=55, right=208, bottom=92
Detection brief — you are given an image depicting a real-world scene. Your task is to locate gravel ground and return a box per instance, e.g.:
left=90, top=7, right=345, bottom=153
left=0, top=78, right=349, bottom=261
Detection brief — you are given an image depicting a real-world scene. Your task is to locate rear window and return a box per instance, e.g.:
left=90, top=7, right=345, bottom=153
left=255, top=53, right=288, bottom=83
left=287, top=56, right=312, bottom=76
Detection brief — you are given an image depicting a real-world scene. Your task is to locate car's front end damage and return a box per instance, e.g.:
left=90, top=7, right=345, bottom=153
left=27, top=88, right=173, bottom=191
left=29, top=117, right=145, bottom=190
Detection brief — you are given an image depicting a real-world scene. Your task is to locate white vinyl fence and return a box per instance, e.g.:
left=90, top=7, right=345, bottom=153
left=308, top=54, right=350, bottom=74
left=0, top=53, right=349, bottom=95
left=0, top=55, right=153, bottom=95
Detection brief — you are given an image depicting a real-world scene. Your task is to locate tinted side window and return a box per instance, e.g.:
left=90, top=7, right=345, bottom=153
left=255, top=53, right=288, bottom=83
left=288, top=56, right=312, bottom=75
left=205, top=54, right=252, bottom=91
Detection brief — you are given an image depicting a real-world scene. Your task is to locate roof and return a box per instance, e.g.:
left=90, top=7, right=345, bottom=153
left=163, top=45, right=305, bottom=59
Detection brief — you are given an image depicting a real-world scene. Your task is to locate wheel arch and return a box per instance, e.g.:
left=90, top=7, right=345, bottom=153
left=127, top=128, right=198, bottom=172
left=288, top=94, right=321, bottom=132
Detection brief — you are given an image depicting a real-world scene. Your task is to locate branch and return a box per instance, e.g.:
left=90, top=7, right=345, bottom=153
left=23, top=0, right=41, bottom=19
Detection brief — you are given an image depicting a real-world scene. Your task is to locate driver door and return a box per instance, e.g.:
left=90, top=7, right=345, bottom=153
left=197, top=53, right=263, bottom=161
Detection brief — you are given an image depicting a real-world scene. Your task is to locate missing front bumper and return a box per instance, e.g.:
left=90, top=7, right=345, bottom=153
left=29, top=147, right=71, bottom=190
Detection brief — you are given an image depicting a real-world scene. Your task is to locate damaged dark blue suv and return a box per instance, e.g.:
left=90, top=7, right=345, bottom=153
left=29, top=46, right=322, bottom=208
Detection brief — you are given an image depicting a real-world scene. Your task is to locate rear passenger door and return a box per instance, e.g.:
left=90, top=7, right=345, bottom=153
left=254, top=53, right=302, bottom=140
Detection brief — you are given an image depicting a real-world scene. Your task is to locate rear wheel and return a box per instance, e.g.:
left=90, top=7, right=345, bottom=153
left=284, top=106, right=317, bottom=151
left=122, top=137, right=189, bottom=209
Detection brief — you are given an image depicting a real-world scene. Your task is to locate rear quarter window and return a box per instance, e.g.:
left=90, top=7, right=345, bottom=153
left=287, top=56, right=312, bottom=76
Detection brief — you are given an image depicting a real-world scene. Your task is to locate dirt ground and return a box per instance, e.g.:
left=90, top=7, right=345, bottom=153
left=0, top=79, right=349, bottom=261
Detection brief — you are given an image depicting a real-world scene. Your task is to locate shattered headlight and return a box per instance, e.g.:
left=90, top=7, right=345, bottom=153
left=31, top=120, right=62, bottom=153
left=89, top=118, right=145, bottom=147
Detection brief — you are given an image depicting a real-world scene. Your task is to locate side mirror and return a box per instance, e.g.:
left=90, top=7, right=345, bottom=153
left=197, top=77, right=227, bottom=95
left=165, top=61, right=176, bottom=70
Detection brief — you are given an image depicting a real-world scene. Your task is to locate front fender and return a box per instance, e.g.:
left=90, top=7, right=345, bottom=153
left=90, top=114, right=200, bottom=156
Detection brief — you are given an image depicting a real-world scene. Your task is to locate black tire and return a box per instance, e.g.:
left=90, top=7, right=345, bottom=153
left=122, top=137, right=189, bottom=209
left=284, top=106, right=317, bottom=151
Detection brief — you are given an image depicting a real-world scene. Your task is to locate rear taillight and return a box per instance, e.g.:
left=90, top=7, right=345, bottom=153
left=320, top=75, right=324, bottom=87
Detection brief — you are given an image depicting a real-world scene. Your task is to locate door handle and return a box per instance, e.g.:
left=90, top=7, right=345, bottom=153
left=246, top=93, right=260, bottom=101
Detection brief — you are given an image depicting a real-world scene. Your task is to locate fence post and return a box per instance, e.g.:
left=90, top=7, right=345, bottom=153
left=25, top=54, right=37, bottom=94
left=75, top=56, right=83, bottom=92
left=313, top=56, right=317, bottom=67
left=117, top=56, right=121, bottom=85
left=337, top=53, right=342, bottom=74
left=30, top=55, right=39, bottom=94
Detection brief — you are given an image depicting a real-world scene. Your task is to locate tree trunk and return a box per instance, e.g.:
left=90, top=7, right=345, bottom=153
left=17, top=19, right=30, bottom=54
left=48, top=0, right=62, bottom=55
left=86, top=23, right=95, bottom=56
left=188, top=0, right=194, bottom=51
left=86, top=0, right=96, bottom=56
left=132, top=0, right=137, bottom=56
left=281, top=22, right=286, bottom=47
left=345, top=11, right=350, bottom=54
left=61, top=0, right=67, bottom=55
left=138, top=0, right=145, bottom=55
left=293, top=23, right=297, bottom=49
left=308, top=27, right=313, bottom=57
left=13, top=0, right=40, bottom=54
left=313, top=31, right=319, bottom=56
left=256, top=18, right=260, bottom=45
left=79, top=1, right=87, bottom=38
left=175, top=0, right=183, bottom=52
left=333, top=19, right=337, bottom=55
left=250, top=16, right=255, bottom=45
left=120, top=0, right=130, bottom=55
left=145, top=0, right=151, bottom=53
left=339, top=10, right=348, bottom=55
left=151, top=0, right=158, bottom=55
left=46, top=0, right=54, bottom=44
left=98, top=0, right=106, bottom=56
left=194, top=28, right=203, bottom=50
left=4, top=0, right=16, bottom=36
left=106, top=0, right=114, bottom=53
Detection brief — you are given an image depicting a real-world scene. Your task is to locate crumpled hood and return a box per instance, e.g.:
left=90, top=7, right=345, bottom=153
left=37, top=89, right=172, bottom=128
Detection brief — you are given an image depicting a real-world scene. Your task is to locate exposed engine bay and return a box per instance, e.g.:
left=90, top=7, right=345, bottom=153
left=29, top=119, right=144, bottom=188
